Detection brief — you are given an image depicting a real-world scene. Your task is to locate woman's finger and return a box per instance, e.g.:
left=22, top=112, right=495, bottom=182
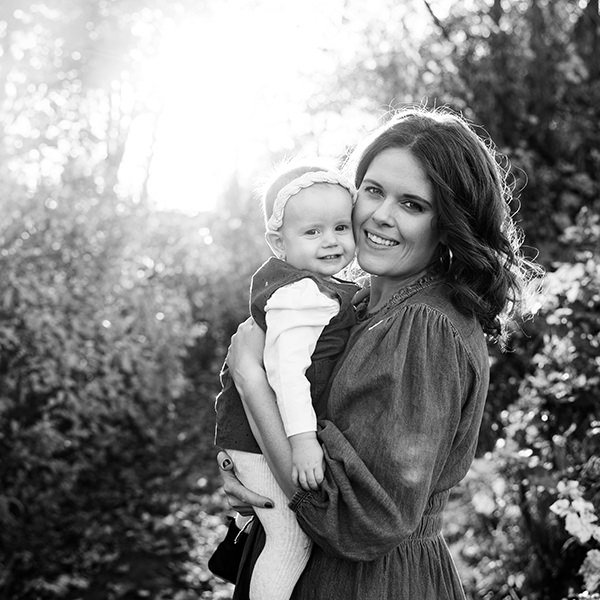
left=221, top=468, right=274, bottom=509
left=217, top=451, right=274, bottom=510
left=217, top=450, right=235, bottom=472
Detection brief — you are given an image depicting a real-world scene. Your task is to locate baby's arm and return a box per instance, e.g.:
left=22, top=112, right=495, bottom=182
left=264, top=279, right=339, bottom=491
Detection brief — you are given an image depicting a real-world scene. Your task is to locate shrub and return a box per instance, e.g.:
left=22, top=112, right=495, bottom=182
left=454, top=207, right=600, bottom=600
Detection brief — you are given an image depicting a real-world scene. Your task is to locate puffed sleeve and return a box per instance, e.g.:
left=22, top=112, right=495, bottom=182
left=264, top=278, right=340, bottom=437
left=289, top=304, right=487, bottom=560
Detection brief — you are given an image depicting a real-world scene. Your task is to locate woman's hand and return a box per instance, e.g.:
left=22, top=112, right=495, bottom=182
left=226, top=317, right=266, bottom=388
left=217, top=450, right=273, bottom=515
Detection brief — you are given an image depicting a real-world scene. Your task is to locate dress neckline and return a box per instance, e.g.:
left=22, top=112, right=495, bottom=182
left=356, top=270, right=443, bottom=322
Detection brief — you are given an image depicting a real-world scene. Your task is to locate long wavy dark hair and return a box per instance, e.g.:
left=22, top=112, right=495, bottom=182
left=346, top=107, right=541, bottom=347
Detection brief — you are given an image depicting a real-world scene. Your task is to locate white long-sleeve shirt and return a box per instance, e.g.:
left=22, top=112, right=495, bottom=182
left=263, top=278, right=340, bottom=438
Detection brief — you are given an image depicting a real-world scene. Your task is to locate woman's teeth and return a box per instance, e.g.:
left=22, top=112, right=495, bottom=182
left=366, top=232, right=398, bottom=247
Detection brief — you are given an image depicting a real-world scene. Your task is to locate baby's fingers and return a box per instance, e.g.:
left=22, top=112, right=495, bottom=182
left=303, top=468, right=320, bottom=491
left=315, top=464, right=325, bottom=486
left=292, top=465, right=300, bottom=488
left=298, top=469, right=311, bottom=492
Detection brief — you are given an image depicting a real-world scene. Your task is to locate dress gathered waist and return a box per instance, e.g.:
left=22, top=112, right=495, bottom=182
left=404, top=489, right=449, bottom=542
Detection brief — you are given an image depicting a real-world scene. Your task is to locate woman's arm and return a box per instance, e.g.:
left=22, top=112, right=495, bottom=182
left=227, top=318, right=297, bottom=499
left=229, top=308, right=486, bottom=562
left=290, top=306, right=487, bottom=561
left=227, top=312, right=450, bottom=560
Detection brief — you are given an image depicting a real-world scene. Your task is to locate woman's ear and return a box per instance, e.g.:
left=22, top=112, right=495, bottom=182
left=265, top=231, right=285, bottom=259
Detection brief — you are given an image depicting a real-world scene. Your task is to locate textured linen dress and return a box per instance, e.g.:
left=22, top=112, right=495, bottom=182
left=286, top=273, right=490, bottom=599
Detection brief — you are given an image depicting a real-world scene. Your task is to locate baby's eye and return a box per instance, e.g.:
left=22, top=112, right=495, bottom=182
left=304, top=228, right=319, bottom=236
left=335, top=224, right=351, bottom=232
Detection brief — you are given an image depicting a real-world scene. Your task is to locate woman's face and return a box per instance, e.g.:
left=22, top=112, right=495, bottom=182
left=353, top=147, right=441, bottom=281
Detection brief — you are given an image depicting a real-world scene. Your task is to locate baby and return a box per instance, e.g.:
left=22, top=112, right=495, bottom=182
left=214, top=163, right=358, bottom=600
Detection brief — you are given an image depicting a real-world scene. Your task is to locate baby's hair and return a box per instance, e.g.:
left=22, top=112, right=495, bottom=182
left=260, top=159, right=340, bottom=228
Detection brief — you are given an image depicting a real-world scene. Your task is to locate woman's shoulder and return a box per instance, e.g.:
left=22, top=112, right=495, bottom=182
left=406, top=281, right=472, bottom=326
left=389, top=282, right=488, bottom=365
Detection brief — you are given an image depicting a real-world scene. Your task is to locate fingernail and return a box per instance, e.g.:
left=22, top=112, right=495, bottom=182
left=222, top=459, right=232, bottom=469
left=264, top=501, right=273, bottom=508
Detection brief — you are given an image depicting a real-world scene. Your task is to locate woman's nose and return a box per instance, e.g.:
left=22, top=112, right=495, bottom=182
left=371, top=197, right=395, bottom=225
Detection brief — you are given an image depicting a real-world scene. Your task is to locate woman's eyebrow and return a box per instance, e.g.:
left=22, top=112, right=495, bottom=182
left=363, top=177, right=433, bottom=207
left=362, top=177, right=380, bottom=186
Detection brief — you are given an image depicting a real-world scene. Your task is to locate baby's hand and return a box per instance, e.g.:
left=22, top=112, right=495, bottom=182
left=289, top=432, right=324, bottom=491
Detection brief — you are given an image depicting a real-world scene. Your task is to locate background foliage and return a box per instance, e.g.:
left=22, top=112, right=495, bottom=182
left=0, top=0, right=599, bottom=598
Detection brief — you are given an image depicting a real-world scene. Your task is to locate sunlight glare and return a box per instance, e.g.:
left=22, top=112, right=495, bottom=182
left=138, top=1, right=346, bottom=214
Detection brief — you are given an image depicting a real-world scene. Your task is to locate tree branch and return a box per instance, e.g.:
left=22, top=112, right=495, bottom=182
left=422, top=0, right=452, bottom=42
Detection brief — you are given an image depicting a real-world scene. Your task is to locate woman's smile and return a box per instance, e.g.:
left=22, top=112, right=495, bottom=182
left=353, top=147, right=441, bottom=283
left=364, top=230, right=400, bottom=248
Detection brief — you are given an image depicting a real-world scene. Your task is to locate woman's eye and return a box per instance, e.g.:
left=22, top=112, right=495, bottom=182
left=402, top=200, right=424, bottom=212
left=364, top=186, right=383, bottom=196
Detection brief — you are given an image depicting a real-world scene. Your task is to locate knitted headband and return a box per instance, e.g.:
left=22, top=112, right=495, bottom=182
left=266, top=170, right=357, bottom=232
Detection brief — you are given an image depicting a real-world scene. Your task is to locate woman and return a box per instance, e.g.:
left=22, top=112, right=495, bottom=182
left=219, top=107, right=539, bottom=599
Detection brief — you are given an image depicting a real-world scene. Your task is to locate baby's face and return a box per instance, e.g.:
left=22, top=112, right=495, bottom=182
left=274, top=183, right=356, bottom=277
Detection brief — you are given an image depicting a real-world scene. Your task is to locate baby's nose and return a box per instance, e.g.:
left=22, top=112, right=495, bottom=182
left=322, top=232, right=338, bottom=246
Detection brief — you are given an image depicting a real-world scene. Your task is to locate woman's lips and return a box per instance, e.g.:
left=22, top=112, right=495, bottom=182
left=365, top=231, right=399, bottom=247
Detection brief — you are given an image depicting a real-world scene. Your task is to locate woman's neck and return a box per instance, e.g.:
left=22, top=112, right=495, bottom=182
left=367, top=269, right=431, bottom=313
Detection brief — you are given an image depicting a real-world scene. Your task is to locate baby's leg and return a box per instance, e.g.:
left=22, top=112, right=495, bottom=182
left=227, top=450, right=312, bottom=600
